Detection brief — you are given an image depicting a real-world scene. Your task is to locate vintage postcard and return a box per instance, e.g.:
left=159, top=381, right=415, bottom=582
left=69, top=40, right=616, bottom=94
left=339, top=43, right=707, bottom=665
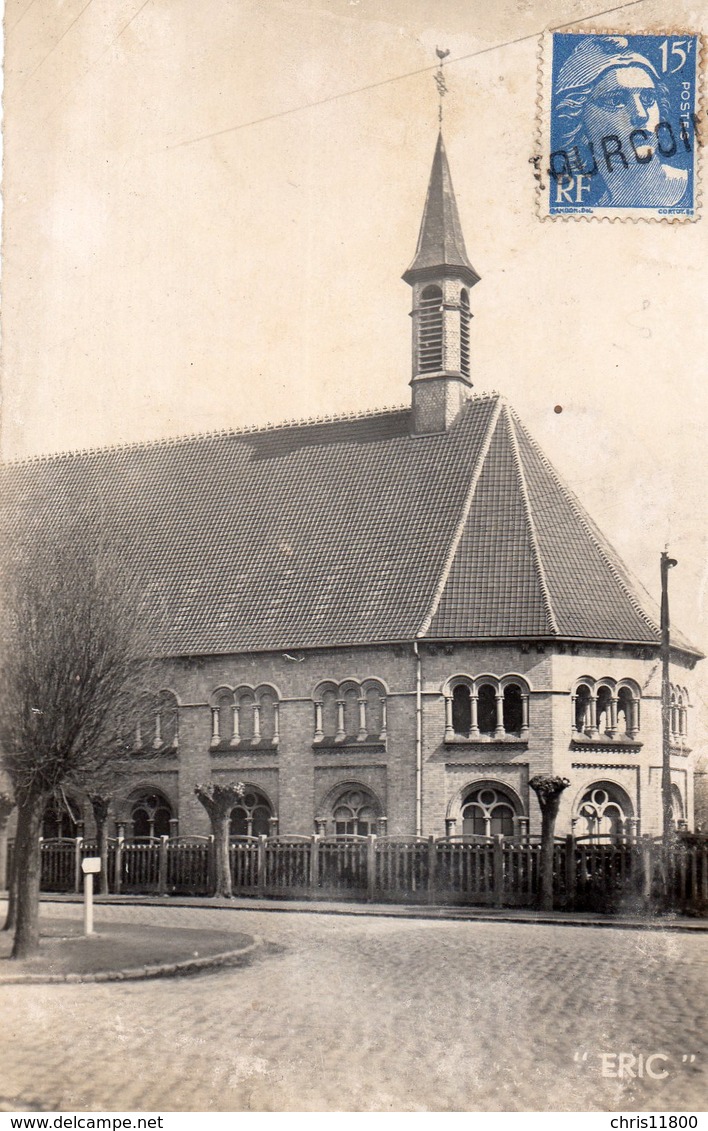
left=1, top=0, right=706, bottom=1118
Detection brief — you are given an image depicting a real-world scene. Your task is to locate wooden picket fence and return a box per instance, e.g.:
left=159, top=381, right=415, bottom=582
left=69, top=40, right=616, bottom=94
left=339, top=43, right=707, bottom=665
left=7, top=832, right=708, bottom=916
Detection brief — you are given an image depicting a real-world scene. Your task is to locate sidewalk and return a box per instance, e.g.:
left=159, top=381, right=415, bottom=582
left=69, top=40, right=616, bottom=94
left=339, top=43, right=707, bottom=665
left=26, top=891, right=708, bottom=932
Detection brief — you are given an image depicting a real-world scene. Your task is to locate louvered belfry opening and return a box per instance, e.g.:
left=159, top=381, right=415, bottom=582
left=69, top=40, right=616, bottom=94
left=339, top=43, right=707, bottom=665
left=418, top=284, right=444, bottom=372
left=460, top=288, right=470, bottom=379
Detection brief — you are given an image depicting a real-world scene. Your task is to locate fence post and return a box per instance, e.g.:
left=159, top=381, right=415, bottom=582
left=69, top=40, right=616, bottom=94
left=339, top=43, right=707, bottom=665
left=207, top=834, right=216, bottom=896
left=641, top=835, right=653, bottom=906
left=310, top=834, right=320, bottom=892
left=114, top=835, right=124, bottom=895
left=257, top=835, right=267, bottom=896
left=565, top=834, right=576, bottom=911
left=158, top=835, right=169, bottom=896
left=493, top=834, right=504, bottom=908
left=74, top=837, right=83, bottom=894
left=367, top=834, right=376, bottom=902
left=427, top=835, right=436, bottom=904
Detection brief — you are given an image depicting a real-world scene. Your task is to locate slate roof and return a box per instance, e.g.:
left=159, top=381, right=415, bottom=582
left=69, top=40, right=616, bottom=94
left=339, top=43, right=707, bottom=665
left=1, top=393, right=699, bottom=659
left=402, top=131, right=481, bottom=288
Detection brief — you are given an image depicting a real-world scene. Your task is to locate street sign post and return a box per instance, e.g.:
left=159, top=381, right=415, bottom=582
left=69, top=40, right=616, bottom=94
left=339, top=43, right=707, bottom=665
left=81, top=857, right=101, bottom=936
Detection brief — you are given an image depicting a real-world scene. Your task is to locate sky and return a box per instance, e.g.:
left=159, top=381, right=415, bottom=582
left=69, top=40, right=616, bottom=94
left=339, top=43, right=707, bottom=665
left=1, top=0, right=707, bottom=673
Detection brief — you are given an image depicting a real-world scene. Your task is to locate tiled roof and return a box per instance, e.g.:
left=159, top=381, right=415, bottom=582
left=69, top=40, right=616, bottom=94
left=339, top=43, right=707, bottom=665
left=402, top=132, right=480, bottom=288
left=1, top=395, right=700, bottom=658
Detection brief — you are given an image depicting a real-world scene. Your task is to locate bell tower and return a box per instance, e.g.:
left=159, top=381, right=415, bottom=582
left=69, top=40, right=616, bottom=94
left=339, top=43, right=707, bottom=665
left=403, top=131, right=480, bottom=435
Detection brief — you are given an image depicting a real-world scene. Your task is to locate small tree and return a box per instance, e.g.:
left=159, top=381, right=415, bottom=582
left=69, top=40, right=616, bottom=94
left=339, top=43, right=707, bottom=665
left=529, top=775, right=570, bottom=912
left=194, top=782, right=245, bottom=898
left=0, top=519, right=158, bottom=958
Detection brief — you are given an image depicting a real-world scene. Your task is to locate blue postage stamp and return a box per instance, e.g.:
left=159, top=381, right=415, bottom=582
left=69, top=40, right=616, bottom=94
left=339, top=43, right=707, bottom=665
left=539, top=32, right=701, bottom=219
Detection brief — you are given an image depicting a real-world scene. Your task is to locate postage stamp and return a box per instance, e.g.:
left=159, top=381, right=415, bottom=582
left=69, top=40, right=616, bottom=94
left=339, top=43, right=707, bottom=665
left=538, top=31, right=701, bottom=220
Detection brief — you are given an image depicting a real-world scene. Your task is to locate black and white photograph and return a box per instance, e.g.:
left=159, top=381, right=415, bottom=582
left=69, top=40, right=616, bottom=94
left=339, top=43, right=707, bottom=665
left=0, top=0, right=706, bottom=1117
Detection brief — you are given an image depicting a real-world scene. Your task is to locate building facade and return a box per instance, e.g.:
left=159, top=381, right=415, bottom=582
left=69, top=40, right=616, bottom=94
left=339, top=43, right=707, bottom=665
left=3, top=133, right=702, bottom=846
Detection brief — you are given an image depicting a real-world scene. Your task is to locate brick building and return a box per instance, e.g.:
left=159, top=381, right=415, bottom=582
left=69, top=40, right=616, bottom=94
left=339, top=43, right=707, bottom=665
left=3, top=133, right=702, bottom=844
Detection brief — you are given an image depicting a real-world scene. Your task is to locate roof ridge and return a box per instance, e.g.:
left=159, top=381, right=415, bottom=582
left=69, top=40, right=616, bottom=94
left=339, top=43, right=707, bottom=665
left=504, top=405, right=559, bottom=636
left=1, top=402, right=414, bottom=469
left=416, top=393, right=504, bottom=638
left=508, top=405, right=663, bottom=641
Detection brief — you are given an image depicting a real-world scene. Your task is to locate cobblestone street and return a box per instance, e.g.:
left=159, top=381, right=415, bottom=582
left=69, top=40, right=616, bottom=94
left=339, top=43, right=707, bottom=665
left=1, top=902, right=706, bottom=1112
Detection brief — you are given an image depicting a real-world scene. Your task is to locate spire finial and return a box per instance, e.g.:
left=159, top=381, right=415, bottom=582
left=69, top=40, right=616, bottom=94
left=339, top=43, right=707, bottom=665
left=434, top=47, right=450, bottom=125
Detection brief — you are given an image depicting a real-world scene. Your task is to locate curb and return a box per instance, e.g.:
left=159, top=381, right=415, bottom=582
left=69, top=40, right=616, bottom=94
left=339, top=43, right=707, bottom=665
left=0, top=936, right=261, bottom=986
left=30, top=893, right=708, bottom=933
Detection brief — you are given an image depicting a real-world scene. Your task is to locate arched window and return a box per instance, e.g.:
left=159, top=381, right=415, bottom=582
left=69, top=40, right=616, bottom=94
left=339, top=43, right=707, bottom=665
left=42, top=795, right=82, bottom=839
left=461, top=785, right=517, bottom=839
left=574, top=684, right=592, bottom=733
left=238, top=690, right=255, bottom=743
left=321, top=687, right=338, bottom=739
left=211, top=689, right=234, bottom=746
left=460, top=289, right=470, bottom=379
left=365, top=684, right=385, bottom=738
left=259, top=689, right=278, bottom=745
left=156, top=690, right=179, bottom=748
left=130, top=791, right=172, bottom=839
left=596, top=686, right=612, bottom=735
left=343, top=686, right=359, bottom=738
left=452, top=684, right=472, bottom=735
left=616, top=685, right=639, bottom=739
left=418, top=285, right=443, bottom=373
left=671, top=784, right=685, bottom=827
left=477, top=684, right=497, bottom=736
left=330, top=786, right=382, bottom=837
left=575, top=783, right=633, bottom=840
left=230, top=788, right=274, bottom=838
left=503, top=684, right=523, bottom=734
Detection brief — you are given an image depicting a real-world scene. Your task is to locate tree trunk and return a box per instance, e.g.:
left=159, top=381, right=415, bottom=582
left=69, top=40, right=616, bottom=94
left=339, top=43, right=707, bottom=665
left=98, top=818, right=110, bottom=896
left=213, top=813, right=232, bottom=898
left=11, top=795, right=45, bottom=959
left=2, top=845, right=17, bottom=931
left=539, top=797, right=562, bottom=912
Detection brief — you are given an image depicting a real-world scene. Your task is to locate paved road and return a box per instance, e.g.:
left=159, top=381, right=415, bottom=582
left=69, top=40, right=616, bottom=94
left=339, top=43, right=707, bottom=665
left=1, top=902, right=706, bottom=1112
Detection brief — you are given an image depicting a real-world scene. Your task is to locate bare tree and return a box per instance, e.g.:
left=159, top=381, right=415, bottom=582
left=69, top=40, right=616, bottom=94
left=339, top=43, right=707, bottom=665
left=529, top=775, right=570, bottom=912
left=194, top=782, right=245, bottom=898
left=0, top=521, right=159, bottom=958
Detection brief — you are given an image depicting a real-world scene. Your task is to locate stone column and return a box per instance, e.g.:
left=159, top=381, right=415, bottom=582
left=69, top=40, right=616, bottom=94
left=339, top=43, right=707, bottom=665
left=587, top=695, right=598, bottom=737
left=357, top=696, right=367, bottom=741
left=273, top=703, right=280, bottom=747
left=607, top=696, right=618, bottom=738
left=445, top=818, right=457, bottom=838
left=469, top=693, right=479, bottom=737
left=494, top=693, right=505, bottom=739
left=335, top=700, right=346, bottom=743
left=379, top=698, right=387, bottom=741
left=153, top=710, right=162, bottom=748
left=444, top=695, right=454, bottom=740
left=210, top=706, right=220, bottom=746
left=520, top=696, right=530, bottom=739
left=230, top=703, right=240, bottom=746
left=314, top=701, right=324, bottom=743
left=252, top=703, right=261, bottom=744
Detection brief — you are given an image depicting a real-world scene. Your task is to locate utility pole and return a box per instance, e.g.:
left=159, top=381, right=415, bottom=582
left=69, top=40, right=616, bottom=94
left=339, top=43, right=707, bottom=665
left=660, top=550, right=678, bottom=851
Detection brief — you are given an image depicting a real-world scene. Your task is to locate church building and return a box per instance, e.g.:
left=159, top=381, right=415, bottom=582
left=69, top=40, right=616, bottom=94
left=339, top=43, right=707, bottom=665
left=4, top=132, right=702, bottom=844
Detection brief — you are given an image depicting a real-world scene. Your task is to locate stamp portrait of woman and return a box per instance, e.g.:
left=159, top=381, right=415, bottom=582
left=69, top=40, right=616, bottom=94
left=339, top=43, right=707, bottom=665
left=553, top=35, right=689, bottom=208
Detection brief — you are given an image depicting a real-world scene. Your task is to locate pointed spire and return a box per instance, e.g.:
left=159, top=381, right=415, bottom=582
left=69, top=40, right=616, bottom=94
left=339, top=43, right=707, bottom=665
left=402, top=132, right=480, bottom=288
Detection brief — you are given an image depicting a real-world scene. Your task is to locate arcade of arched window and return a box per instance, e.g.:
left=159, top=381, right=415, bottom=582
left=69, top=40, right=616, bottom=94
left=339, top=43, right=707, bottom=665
left=134, top=691, right=179, bottom=752
left=210, top=686, right=280, bottom=749
left=572, top=680, right=640, bottom=742
left=313, top=680, right=387, bottom=746
left=444, top=676, right=530, bottom=741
